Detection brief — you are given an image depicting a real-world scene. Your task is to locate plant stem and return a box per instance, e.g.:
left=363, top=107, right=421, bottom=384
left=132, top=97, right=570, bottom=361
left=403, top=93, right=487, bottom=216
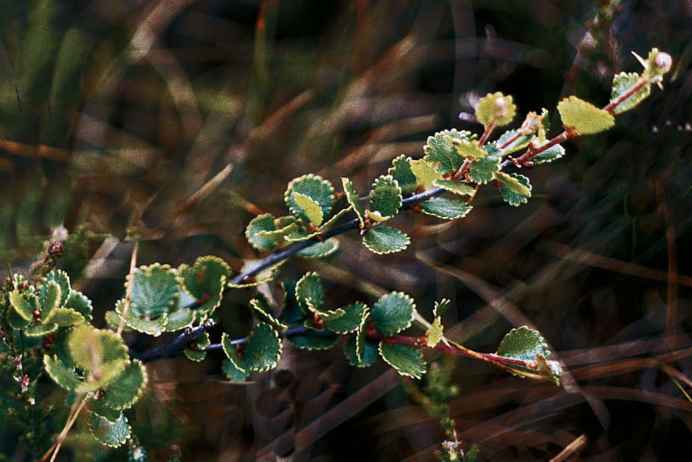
left=136, top=75, right=651, bottom=363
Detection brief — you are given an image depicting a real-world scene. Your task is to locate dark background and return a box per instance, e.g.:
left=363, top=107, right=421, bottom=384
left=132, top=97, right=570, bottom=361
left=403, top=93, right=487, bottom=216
left=1, top=0, right=691, bottom=460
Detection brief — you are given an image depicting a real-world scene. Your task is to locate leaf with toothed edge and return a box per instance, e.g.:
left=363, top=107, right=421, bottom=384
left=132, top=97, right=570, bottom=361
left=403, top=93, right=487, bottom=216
left=344, top=336, right=378, bottom=368
left=43, top=354, right=82, bottom=391
left=325, top=302, right=369, bottom=334
left=249, top=297, right=288, bottom=330
left=9, top=290, right=36, bottom=322
left=243, top=323, right=282, bottom=373
left=368, top=175, right=402, bottom=220
left=100, top=360, right=148, bottom=410
left=362, top=225, right=410, bottom=255
left=221, top=333, right=248, bottom=382
left=453, top=139, right=487, bottom=160
left=292, top=192, right=324, bottom=226
left=284, top=174, right=335, bottom=224
left=39, top=281, right=61, bottom=318
left=341, top=177, right=366, bottom=228
left=379, top=342, right=426, bottom=379
left=127, top=264, right=179, bottom=320
left=113, top=300, right=167, bottom=337
left=245, top=213, right=280, bottom=251
left=432, top=179, right=475, bottom=197
left=426, top=317, right=444, bottom=347
left=557, top=96, right=614, bottom=135
left=43, top=307, right=84, bottom=327
left=410, top=159, right=442, bottom=189
left=497, top=172, right=532, bottom=207
left=178, top=256, right=230, bottom=316
left=25, top=323, right=59, bottom=337
left=295, top=272, right=325, bottom=312
left=433, top=299, right=451, bottom=318
left=184, top=332, right=210, bottom=362
left=495, top=129, right=531, bottom=155
left=65, top=290, right=93, bottom=320
left=371, top=292, right=415, bottom=336
left=496, top=326, right=562, bottom=385
left=288, top=331, right=340, bottom=351
left=610, top=72, right=650, bottom=114
left=423, top=129, right=475, bottom=174
left=475, top=92, right=516, bottom=128
left=297, top=238, right=340, bottom=259
left=420, top=197, right=473, bottom=220
left=532, top=144, right=565, bottom=165
left=44, top=270, right=71, bottom=305
left=387, top=155, right=418, bottom=194
left=468, top=156, right=500, bottom=184
left=89, top=412, right=131, bottom=448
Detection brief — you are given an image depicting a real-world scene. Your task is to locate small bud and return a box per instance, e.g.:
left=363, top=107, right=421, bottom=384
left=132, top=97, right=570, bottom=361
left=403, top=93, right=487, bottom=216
left=47, top=240, right=64, bottom=258
left=654, top=51, right=672, bottom=73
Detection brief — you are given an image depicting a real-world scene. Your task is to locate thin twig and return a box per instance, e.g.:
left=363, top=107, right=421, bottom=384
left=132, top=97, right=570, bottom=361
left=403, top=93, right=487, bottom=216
left=117, top=241, right=139, bottom=336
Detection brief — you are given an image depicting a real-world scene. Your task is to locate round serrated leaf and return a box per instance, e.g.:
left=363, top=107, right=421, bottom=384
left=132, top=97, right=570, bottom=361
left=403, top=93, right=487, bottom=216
left=432, top=179, right=476, bottom=197
left=557, top=96, right=614, bottom=135
left=243, top=323, right=282, bottom=373
left=288, top=331, right=339, bottom=350
left=115, top=300, right=166, bottom=337
left=423, top=129, right=474, bottom=174
left=39, top=281, right=61, bottom=318
left=128, top=264, right=179, bottom=319
left=178, top=256, right=229, bottom=315
left=378, top=342, right=426, bottom=379
left=410, top=159, right=442, bottom=189
left=89, top=412, right=131, bottom=448
left=222, top=359, right=248, bottom=382
left=475, top=92, right=516, bottom=127
left=341, top=177, right=366, bottom=228
left=368, top=175, right=402, bottom=219
left=45, top=270, right=71, bottom=305
left=43, top=307, right=84, bottom=327
left=43, top=354, right=83, bottom=391
left=532, top=144, right=565, bottom=165
left=295, top=272, right=324, bottom=311
left=101, top=360, right=147, bottom=410
left=362, top=225, right=410, bottom=255
left=68, top=325, right=129, bottom=373
left=25, top=322, right=59, bottom=337
left=497, top=172, right=532, bottom=207
left=183, top=348, right=207, bottom=362
left=9, top=290, right=36, bottom=322
left=245, top=213, right=279, bottom=251
left=496, top=326, right=550, bottom=361
left=292, top=192, right=324, bottom=226
left=371, top=292, right=415, bottom=336
left=343, top=336, right=378, bottom=368
left=297, top=238, right=339, bottom=259
left=468, top=156, right=500, bottom=184
left=164, top=308, right=195, bottom=332
left=610, top=72, right=650, bottom=114
left=324, top=302, right=368, bottom=334
left=420, top=197, right=473, bottom=220
left=249, top=297, right=287, bottom=330
left=285, top=174, right=334, bottom=224
left=66, top=290, right=93, bottom=320
left=387, top=155, right=418, bottom=194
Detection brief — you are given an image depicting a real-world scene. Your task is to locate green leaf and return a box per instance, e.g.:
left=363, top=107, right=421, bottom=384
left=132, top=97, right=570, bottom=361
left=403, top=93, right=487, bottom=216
left=297, top=238, right=340, bottom=259
left=388, top=155, right=418, bottom=194
left=288, top=331, right=339, bottom=350
left=243, top=323, right=282, bottom=373
left=425, top=317, right=444, bottom=347
left=362, top=225, right=410, bottom=255
left=285, top=174, right=334, bottom=224
left=221, top=333, right=248, bottom=382
left=101, top=360, right=148, bottom=410
left=532, top=144, right=565, bottom=165
left=324, top=302, right=369, bottom=334
left=368, top=175, right=402, bottom=220
left=496, top=326, right=550, bottom=361
left=127, top=264, right=179, bottom=320
left=89, top=412, right=131, bottom=448
left=245, top=213, right=280, bottom=251
left=341, top=177, right=366, bottom=228
left=497, top=172, right=532, bottom=207
left=557, top=96, right=614, bottom=135
left=249, top=297, right=288, bottom=330
left=423, top=130, right=474, bottom=174
left=432, top=179, right=475, bottom=197
left=495, top=129, right=531, bottom=155
left=420, top=197, right=473, bottom=220
left=475, top=92, right=516, bottom=127
left=454, top=139, right=487, bottom=160
left=39, top=281, right=61, bottom=318
left=292, top=192, right=324, bottom=226
left=43, top=307, right=84, bottom=327
left=371, top=292, right=415, bottom=336
left=43, top=354, right=82, bottom=391
left=114, top=301, right=166, bottom=337
left=410, top=159, right=442, bottom=190
left=178, top=256, right=230, bottom=316
left=610, top=72, right=650, bottom=114
left=45, top=270, right=71, bottom=305
left=344, top=336, right=378, bottom=368
left=183, top=332, right=210, bottom=362
left=25, top=322, right=59, bottom=337
left=378, top=343, right=426, bottom=379
left=468, top=156, right=500, bottom=184
left=164, top=308, right=195, bottom=332
left=9, top=290, right=36, bottom=322
left=65, top=290, right=93, bottom=320
left=68, top=325, right=129, bottom=377
left=222, top=359, right=248, bottom=382
left=295, top=272, right=325, bottom=312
